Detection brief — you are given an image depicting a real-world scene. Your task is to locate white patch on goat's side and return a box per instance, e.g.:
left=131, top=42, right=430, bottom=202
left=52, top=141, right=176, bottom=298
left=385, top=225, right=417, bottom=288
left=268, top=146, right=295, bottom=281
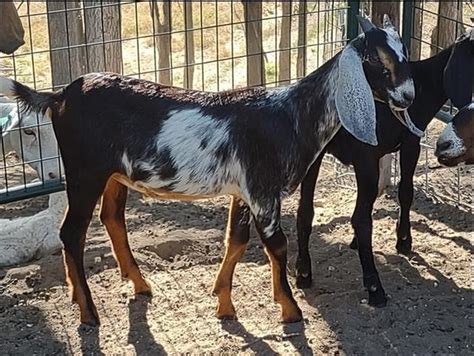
left=388, top=78, right=415, bottom=108
left=383, top=28, right=405, bottom=62
left=121, top=151, right=134, bottom=177
left=142, top=108, right=247, bottom=197
left=437, top=122, right=466, bottom=158
left=468, top=103, right=474, bottom=110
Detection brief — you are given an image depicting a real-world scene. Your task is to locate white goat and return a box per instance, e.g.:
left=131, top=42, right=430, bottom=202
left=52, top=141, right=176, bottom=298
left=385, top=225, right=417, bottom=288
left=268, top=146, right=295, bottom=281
left=0, top=98, right=65, bottom=266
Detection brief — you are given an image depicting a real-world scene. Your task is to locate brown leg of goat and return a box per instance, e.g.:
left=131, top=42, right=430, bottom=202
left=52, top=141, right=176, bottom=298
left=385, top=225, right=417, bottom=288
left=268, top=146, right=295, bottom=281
left=61, top=181, right=106, bottom=326
left=254, top=211, right=302, bottom=323
left=100, top=178, right=151, bottom=295
left=212, top=197, right=251, bottom=319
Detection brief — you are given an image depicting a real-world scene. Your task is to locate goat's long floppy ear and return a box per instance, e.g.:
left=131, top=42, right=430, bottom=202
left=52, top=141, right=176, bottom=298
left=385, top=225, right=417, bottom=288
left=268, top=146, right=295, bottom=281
left=335, top=45, right=378, bottom=146
left=444, top=39, right=473, bottom=109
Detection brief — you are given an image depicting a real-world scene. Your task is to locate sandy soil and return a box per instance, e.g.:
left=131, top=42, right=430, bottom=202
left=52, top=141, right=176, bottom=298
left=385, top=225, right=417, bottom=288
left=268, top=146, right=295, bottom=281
left=0, top=158, right=472, bottom=355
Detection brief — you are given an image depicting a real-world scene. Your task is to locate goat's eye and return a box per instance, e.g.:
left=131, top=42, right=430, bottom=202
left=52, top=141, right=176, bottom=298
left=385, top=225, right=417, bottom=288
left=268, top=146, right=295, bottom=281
left=383, top=68, right=391, bottom=78
left=368, top=54, right=380, bottom=63
left=23, top=129, right=36, bottom=137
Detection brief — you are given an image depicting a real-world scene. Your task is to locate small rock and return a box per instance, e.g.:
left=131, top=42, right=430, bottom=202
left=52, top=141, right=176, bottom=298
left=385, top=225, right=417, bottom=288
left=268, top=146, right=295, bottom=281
left=360, top=298, right=368, bottom=304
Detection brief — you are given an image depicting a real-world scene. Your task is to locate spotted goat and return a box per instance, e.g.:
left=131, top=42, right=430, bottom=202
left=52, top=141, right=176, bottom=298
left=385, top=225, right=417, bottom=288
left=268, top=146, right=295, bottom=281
left=0, top=15, right=414, bottom=326
left=436, top=103, right=474, bottom=167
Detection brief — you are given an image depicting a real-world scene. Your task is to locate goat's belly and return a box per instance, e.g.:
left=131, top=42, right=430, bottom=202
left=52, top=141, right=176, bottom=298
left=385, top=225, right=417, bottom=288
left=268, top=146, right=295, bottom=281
left=111, top=173, right=236, bottom=201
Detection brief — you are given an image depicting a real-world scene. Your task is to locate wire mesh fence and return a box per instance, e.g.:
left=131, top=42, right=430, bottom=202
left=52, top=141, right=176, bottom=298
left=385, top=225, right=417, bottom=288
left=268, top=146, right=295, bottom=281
left=0, top=0, right=355, bottom=203
left=0, top=1, right=472, bottom=213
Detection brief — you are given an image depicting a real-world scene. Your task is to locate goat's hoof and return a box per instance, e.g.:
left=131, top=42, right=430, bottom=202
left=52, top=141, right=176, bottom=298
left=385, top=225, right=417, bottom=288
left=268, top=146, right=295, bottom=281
left=281, top=305, right=303, bottom=323
left=396, top=239, right=412, bottom=256
left=349, top=238, right=358, bottom=250
left=134, top=279, right=153, bottom=296
left=80, top=307, right=100, bottom=327
left=80, top=315, right=100, bottom=327
left=368, top=288, right=387, bottom=308
left=296, top=273, right=312, bottom=289
left=216, top=303, right=236, bottom=320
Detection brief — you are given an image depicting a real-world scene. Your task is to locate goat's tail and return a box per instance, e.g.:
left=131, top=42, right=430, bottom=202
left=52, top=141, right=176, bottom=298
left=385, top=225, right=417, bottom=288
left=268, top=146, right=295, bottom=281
left=0, top=76, right=62, bottom=116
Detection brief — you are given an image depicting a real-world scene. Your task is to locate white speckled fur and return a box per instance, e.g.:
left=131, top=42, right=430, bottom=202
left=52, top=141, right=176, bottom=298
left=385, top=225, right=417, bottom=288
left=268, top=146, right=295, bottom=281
left=136, top=108, right=247, bottom=197
left=437, top=122, right=466, bottom=158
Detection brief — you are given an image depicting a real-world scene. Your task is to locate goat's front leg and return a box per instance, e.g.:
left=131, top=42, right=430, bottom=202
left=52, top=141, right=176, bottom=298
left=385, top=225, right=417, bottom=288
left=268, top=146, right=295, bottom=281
left=212, top=196, right=251, bottom=319
left=295, top=154, right=324, bottom=288
left=253, top=200, right=302, bottom=323
left=396, top=140, right=420, bottom=255
left=100, top=178, right=151, bottom=295
left=352, top=159, right=387, bottom=307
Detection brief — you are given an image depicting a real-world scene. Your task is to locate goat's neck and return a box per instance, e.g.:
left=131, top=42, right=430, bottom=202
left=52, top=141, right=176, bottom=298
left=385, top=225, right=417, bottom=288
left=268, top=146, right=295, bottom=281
left=285, top=54, right=341, bottom=158
left=410, top=46, right=453, bottom=130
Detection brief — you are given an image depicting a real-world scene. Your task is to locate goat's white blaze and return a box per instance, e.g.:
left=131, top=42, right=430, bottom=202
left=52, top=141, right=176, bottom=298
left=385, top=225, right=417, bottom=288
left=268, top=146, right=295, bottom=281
left=437, top=122, right=466, bottom=158
left=142, top=108, right=247, bottom=196
left=383, top=27, right=405, bottom=62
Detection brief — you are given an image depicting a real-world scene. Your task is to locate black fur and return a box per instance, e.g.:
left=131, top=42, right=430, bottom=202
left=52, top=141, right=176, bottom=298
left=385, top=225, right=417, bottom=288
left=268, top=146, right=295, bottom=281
left=295, top=30, right=474, bottom=303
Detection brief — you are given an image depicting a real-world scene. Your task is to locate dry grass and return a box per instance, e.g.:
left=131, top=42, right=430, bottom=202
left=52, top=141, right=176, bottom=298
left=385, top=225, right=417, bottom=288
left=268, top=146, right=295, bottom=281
left=0, top=1, right=349, bottom=91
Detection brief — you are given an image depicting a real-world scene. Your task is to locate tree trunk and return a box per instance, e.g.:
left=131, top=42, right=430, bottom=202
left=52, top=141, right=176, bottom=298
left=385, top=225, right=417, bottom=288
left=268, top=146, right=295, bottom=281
left=84, top=0, right=122, bottom=74
left=410, top=1, right=422, bottom=61
left=371, top=1, right=401, bottom=196
left=430, top=2, right=463, bottom=56
left=296, top=0, right=306, bottom=78
left=183, top=1, right=194, bottom=88
left=150, top=1, right=171, bottom=85
left=46, top=1, right=86, bottom=90
left=278, top=1, right=291, bottom=85
left=243, top=1, right=265, bottom=86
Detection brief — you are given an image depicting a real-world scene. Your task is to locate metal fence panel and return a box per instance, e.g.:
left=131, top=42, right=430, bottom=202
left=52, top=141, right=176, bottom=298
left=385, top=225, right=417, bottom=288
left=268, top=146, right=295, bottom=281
left=0, top=0, right=357, bottom=204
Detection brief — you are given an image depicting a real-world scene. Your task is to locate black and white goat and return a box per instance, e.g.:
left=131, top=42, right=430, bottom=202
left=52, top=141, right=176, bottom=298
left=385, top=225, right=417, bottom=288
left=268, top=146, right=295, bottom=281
left=0, top=16, right=415, bottom=326
left=436, top=103, right=474, bottom=167
left=295, top=27, right=473, bottom=307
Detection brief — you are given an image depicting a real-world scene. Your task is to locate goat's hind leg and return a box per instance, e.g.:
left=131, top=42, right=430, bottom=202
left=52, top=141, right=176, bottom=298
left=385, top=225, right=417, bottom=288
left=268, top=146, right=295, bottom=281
left=253, top=201, right=302, bottom=323
left=212, top=196, right=251, bottom=319
left=100, top=178, right=151, bottom=295
left=296, top=154, right=323, bottom=288
left=61, top=180, right=107, bottom=326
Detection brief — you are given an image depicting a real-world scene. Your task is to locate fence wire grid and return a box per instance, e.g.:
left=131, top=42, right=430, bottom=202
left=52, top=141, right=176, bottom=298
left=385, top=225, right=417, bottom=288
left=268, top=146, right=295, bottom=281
left=0, top=1, right=472, bottom=213
left=0, top=0, right=354, bottom=203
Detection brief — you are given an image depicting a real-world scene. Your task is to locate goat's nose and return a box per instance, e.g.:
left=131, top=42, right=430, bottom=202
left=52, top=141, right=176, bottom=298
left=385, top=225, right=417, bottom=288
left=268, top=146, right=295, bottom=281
left=436, top=140, right=452, bottom=155
left=403, top=92, right=414, bottom=103
left=48, top=172, right=57, bottom=179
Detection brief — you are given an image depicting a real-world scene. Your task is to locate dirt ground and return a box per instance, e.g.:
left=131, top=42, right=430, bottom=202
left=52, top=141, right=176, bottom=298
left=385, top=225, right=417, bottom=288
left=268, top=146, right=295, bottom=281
left=0, top=157, right=472, bottom=355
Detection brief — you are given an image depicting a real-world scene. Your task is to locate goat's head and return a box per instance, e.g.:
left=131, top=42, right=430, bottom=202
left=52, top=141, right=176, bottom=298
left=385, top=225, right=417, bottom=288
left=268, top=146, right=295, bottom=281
left=335, top=15, right=415, bottom=146
left=435, top=103, right=474, bottom=167
left=1, top=103, right=61, bottom=181
left=443, top=25, right=474, bottom=109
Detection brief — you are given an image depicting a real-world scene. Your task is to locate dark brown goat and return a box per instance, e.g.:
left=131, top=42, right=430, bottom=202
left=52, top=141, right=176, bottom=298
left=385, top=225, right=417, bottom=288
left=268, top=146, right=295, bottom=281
left=295, top=28, right=473, bottom=308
